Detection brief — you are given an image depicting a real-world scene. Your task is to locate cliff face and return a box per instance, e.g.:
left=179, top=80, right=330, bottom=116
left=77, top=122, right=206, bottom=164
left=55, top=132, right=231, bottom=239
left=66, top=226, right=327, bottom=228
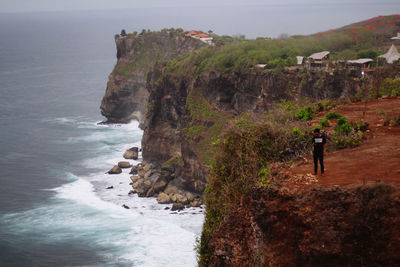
left=207, top=184, right=400, bottom=266
left=140, top=65, right=398, bottom=200
left=100, top=30, right=206, bottom=125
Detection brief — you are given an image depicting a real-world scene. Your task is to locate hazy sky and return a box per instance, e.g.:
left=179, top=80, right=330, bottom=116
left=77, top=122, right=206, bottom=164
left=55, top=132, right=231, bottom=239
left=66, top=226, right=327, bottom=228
left=1, top=1, right=399, bottom=38
left=1, top=0, right=399, bottom=13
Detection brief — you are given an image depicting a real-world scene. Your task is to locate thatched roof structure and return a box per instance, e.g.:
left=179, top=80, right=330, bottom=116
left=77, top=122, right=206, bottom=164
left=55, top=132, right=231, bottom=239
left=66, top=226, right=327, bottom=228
left=309, top=51, right=330, bottom=60
left=379, top=44, right=400, bottom=64
left=347, top=58, right=373, bottom=64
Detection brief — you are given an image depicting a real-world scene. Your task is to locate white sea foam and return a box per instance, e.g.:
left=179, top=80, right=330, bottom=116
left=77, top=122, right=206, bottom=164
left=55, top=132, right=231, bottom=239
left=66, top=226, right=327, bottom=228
left=1, top=120, right=203, bottom=266
left=59, top=120, right=204, bottom=266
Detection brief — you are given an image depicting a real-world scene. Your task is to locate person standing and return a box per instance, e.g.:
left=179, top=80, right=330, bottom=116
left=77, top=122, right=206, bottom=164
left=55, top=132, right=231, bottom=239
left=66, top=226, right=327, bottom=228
left=312, top=128, right=326, bottom=176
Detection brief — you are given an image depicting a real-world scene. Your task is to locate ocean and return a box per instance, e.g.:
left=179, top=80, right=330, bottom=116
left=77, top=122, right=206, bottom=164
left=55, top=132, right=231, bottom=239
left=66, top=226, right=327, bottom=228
left=1, top=5, right=399, bottom=266
left=0, top=11, right=204, bottom=267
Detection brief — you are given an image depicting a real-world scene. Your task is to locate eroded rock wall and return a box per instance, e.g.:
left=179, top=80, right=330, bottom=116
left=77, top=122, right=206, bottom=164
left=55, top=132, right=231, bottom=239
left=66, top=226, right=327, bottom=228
left=140, top=65, right=398, bottom=202
left=207, top=183, right=400, bottom=266
left=100, top=31, right=206, bottom=125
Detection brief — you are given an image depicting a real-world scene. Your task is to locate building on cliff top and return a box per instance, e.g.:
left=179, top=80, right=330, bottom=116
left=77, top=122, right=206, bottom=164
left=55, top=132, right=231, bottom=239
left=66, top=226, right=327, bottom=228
left=187, top=31, right=214, bottom=46
left=379, top=44, right=400, bottom=64
left=346, top=58, right=373, bottom=70
left=307, top=51, right=330, bottom=69
left=187, top=31, right=198, bottom=36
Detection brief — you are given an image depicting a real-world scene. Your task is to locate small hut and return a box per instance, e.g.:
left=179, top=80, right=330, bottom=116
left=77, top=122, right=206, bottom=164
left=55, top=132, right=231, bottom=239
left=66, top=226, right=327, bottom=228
left=346, top=58, right=373, bottom=69
left=308, top=51, right=330, bottom=68
left=378, top=44, right=400, bottom=64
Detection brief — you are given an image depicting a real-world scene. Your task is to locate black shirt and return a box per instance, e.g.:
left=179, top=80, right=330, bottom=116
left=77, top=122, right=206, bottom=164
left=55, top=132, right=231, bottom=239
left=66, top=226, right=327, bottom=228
left=312, top=135, right=326, bottom=153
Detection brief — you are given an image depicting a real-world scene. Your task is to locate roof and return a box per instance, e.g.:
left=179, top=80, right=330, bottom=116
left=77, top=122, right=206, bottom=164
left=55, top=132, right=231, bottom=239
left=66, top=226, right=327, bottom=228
left=296, top=56, right=304, bottom=65
left=308, top=51, right=330, bottom=60
left=347, top=58, right=373, bottom=64
left=378, top=44, right=400, bottom=64
left=188, top=31, right=198, bottom=35
left=195, top=33, right=209, bottom=38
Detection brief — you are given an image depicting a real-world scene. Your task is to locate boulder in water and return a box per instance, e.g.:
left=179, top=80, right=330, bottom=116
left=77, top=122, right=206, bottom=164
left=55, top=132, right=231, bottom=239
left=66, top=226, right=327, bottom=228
left=171, top=203, right=185, bottom=211
left=118, top=161, right=131, bottom=168
left=123, top=147, right=139, bottom=160
left=108, top=165, right=122, bottom=174
left=157, top=192, right=171, bottom=204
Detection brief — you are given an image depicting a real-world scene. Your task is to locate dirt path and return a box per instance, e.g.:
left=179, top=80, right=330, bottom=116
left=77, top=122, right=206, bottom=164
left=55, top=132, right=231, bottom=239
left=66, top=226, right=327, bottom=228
left=287, top=97, right=400, bottom=188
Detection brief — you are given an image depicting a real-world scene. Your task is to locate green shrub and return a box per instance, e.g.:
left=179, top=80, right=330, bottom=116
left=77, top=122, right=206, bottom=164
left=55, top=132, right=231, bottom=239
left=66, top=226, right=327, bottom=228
left=325, top=111, right=344, bottom=120
left=296, top=106, right=316, bottom=121
left=380, top=78, right=400, bottom=96
left=316, top=100, right=335, bottom=112
left=318, top=117, right=331, bottom=128
left=351, top=121, right=369, bottom=132
left=335, top=117, right=352, bottom=135
left=292, top=127, right=304, bottom=136
left=258, top=166, right=271, bottom=188
left=357, top=49, right=378, bottom=60
left=332, top=131, right=364, bottom=149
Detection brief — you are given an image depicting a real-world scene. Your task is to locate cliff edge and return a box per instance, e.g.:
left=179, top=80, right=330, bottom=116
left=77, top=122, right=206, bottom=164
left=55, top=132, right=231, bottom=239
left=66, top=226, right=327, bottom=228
left=100, top=29, right=206, bottom=125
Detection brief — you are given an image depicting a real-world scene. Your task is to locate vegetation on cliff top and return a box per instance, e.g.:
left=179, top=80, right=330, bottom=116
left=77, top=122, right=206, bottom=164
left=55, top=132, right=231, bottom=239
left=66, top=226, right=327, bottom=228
left=164, top=15, right=398, bottom=75
left=112, top=28, right=204, bottom=78
left=167, top=29, right=389, bottom=75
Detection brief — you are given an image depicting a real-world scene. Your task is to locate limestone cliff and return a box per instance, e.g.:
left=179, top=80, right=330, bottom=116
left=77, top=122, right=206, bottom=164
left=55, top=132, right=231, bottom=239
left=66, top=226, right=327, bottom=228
left=206, top=183, right=400, bottom=266
left=100, top=29, right=206, bottom=125
left=139, top=65, right=398, bottom=203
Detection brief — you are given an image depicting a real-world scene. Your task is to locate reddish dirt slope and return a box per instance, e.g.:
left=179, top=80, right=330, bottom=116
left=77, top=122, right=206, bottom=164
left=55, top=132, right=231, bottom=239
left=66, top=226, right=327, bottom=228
left=205, top=98, right=400, bottom=267
left=288, top=97, right=400, bottom=188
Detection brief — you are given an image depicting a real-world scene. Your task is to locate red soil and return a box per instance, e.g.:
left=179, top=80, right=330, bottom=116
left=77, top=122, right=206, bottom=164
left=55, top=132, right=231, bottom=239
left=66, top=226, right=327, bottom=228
left=288, top=97, right=400, bottom=188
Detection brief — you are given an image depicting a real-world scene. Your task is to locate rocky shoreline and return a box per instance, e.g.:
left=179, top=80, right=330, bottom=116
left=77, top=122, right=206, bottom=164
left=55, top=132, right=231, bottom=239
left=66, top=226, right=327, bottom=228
left=107, top=146, right=203, bottom=211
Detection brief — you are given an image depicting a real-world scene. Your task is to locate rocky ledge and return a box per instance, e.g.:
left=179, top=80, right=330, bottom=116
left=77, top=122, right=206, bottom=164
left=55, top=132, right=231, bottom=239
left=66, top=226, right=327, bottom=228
left=107, top=146, right=204, bottom=209
left=129, top=161, right=203, bottom=209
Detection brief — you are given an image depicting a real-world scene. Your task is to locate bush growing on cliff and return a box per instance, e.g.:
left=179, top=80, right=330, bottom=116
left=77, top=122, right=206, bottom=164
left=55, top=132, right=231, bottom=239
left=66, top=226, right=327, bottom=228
left=185, top=90, right=230, bottom=165
left=380, top=78, right=400, bottom=97
left=198, top=116, right=311, bottom=265
left=296, top=105, right=316, bottom=121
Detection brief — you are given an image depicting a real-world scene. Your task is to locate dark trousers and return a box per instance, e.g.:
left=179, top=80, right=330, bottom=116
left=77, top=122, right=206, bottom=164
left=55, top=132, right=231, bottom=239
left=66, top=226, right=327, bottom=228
left=313, top=151, right=324, bottom=174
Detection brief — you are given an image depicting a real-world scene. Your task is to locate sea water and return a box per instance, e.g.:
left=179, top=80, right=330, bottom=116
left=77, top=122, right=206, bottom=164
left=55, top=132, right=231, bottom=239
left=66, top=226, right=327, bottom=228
left=0, top=12, right=204, bottom=266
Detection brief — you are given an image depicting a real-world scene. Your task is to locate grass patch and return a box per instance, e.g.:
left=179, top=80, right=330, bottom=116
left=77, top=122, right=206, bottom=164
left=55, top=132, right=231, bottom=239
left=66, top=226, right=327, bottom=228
left=185, top=90, right=230, bottom=166
left=162, top=156, right=183, bottom=168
